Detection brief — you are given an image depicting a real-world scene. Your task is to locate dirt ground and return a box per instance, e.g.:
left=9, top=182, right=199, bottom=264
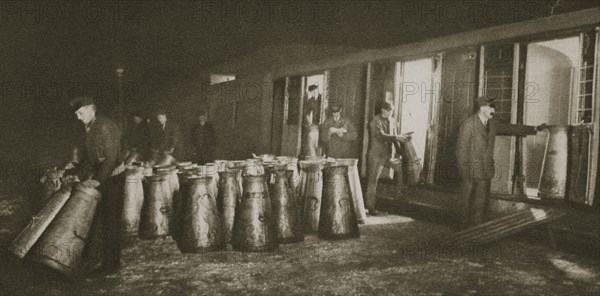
left=1, top=185, right=600, bottom=296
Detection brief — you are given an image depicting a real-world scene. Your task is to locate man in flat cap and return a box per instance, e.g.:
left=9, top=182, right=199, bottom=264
left=301, top=84, right=323, bottom=158
left=456, top=96, right=546, bottom=227
left=148, top=108, right=182, bottom=164
left=122, top=111, right=148, bottom=162
left=319, top=102, right=357, bottom=159
left=366, top=101, right=410, bottom=216
left=191, top=112, right=216, bottom=165
left=68, top=96, right=124, bottom=274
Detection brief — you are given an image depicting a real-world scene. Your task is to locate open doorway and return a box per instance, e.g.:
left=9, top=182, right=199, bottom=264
left=523, top=36, right=580, bottom=197
left=271, top=73, right=326, bottom=158
left=300, top=74, right=325, bottom=158
left=398, top=58, right=435, bottom=165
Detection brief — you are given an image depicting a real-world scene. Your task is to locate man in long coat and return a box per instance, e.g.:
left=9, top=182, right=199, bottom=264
left=148, top=109, right=183, bottom=163
left=456, top=96, right=545, bottom=227
left=191, top=113, right=216, bottom=165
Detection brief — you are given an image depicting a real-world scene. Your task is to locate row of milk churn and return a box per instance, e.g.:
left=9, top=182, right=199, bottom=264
left=9, top=156, right=368, bottom=277
left=127, top=156, right=368, bottom=253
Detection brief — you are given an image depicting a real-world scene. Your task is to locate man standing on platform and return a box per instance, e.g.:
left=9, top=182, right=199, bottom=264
left=148, top=109, right=182, bottom=163
left=365, top=101, right=409, bottom=216
left=69, top=96, right=124, bottom=274
left=191, top=112, right=216, bottom=165
left=456, top=96, right=545, bottom=227
left=122, top=111, right=148, bottom=161
left=319, top=102, right=357, bottom=159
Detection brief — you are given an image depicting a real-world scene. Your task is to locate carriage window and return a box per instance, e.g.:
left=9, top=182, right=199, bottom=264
left=575, top=32, right=597, bottom=124
left=482, top=44, right=515, bottom=123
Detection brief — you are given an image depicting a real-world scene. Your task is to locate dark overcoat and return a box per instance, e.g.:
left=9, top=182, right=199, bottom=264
left=456, top=114, right=536, bottom=181
left=319, top=116, right=358, bottom=159
left=80, top=115, right=122, bottom=182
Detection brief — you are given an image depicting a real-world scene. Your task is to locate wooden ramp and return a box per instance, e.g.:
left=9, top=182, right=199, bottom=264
left=440, top=207, right=566, bottom=248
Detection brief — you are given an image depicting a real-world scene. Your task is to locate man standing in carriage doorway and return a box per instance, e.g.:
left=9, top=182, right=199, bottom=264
left=301, top=84, right=322, bottom=159
left=365, top=101, right=410, bottom=216
left=319, top=102, right=357, bottom=159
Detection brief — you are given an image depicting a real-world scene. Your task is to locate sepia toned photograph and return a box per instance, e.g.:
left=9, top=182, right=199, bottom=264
left=0, top=0, right=599, bottom=295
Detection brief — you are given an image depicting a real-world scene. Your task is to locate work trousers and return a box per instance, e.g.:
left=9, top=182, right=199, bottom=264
left=459, top=179, right=491, bottom=226
left=365, top=154, right=404, bottom=210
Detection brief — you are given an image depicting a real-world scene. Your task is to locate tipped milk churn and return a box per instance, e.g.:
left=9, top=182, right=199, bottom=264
left=29, top=183, right=102, bottom=277
left=334, top=159, right=367, bottom=224
left=139, top=174, right=170, bottom=238
left=10, top=185, right=74, bottom=259
left=538, top=125, right=569, bottom=200
left=299, top=161, right=324, bottom=233
left=319, top=165, right=359, bottom=239
left=177, top=175, right=223, bottom=252
left=232, top=174, right=277, bottom=252
left=270, top=167, right=304, bottom=244
left=217, top=169, right=241, bottom=248
left=122, top=164, right=145, bottom=235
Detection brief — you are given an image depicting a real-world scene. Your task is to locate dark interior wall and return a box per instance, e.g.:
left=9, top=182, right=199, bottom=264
left=204, top=77, right=271, bottom=160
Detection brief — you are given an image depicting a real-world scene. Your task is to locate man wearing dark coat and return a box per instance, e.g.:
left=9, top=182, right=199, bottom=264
left=319, top=102, right=357, bottom=159
left=365, top=101, right=409, bottom=216
left=122, top=111, right=148, bottom=160
left=301, top=84, right=322, bottom=158
left=69, top=96, right=124, bottom=274
left=191, top=113, right=216, bottom=165
left=456, top=96, right=545, bottom=227
left=148, top=109, right=183, bottom=162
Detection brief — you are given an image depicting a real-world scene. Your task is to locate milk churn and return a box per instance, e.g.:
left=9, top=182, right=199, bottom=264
left=299, top=161, right=324, bottom=233
left=270, top=168, right=304, bottom=244
left=214, top=160, right=231, bottom=173
left=217, top=169, right=241, bottom=248
left=122, top=164, right=145, bottom=235
left=243, top=159, right=265, bottom=176
left=277, top=157, right=300, bottom=197
left=319, top=165, right=359, bottom=239
left=29, top=183, right=102, bottom=277
left=538, top=125, right=569, bottom=199
left=334, top=159, right=366, bottom=224
left=10, top=185, right=74, bottom=259
left=139, top=174, right=170, bottom=238
left=232, top=174, right=277, bottom=252
left=399, top=138, right=422, bottom=185
left=154, top=165, right=178, bottom=229
left=193, top=164, right=219, bottom=197
left=176, top=175, right=223, bottom=252
left=231, top=160, right=246, bottom=193
left=172, top=167, right=195, bottom=241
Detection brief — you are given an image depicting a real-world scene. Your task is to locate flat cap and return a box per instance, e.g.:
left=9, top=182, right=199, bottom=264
left=475, top=96, right=497, bottom=108
left=69, top=96, right=96, bottom=112
left=329, top=102, right=342, bottom=112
